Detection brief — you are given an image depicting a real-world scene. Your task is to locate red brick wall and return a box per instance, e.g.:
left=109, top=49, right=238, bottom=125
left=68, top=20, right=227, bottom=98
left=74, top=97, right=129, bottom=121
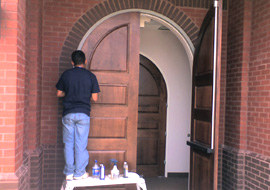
left=223, top=0, right=270, bottom=189
left=24, top=0, right=44, bottom=189
left=220, top=10, right=228, bottom=145
left=245, top=152, right=270, bottom=190
left=218, top=9, right=228, bottom=189
left=41, top=0, right=98, bottom=145
left=248, top=0, right=270, bottom=157
left=225, top=0, right=251, bottom=150
left=223, top=1, right=250, bottom=188
left=1, top=0, right=43, bottom=188
left=180, top=7, right=207, bottom=27
left=0, top=0, right=18, bottom=173
left=225, top=0, right=270, bottom=159
left=0, top=0, right=26, bottom=173
left=16, top=0, right=27, bottom=173
left=25, top=0, right=43, bottom=151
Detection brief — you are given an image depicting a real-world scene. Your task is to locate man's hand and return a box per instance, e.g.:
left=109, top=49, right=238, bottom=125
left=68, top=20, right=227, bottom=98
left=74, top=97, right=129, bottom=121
left=91, top=93, right=98, bottom=102
left=57, top=90, right=65, bottom=97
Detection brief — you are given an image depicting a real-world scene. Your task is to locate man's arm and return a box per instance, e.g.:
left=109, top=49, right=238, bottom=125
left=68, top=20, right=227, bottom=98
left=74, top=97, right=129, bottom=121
left=91, top=93, right=98, bottom=102
left=56, top=90, right=65, bottom=97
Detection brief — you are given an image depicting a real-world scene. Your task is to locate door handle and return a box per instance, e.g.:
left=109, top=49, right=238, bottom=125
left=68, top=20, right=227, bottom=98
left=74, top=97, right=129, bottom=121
left=186, top=141, right=213, bottom=154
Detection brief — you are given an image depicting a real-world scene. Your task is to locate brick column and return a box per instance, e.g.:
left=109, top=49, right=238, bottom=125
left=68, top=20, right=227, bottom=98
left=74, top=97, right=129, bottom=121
left=25, top=0, right=43, bottom=152
left=223, top=0, right=252, bottom=189
left=223, top=0, right=270, bottom=189
left=24, top=0, right=44, bottom=189
left=225, top=0, right=251, bottom=150
left=245, top=0, right=270, bottom=189
left=0, top=0, right=28, bottom=189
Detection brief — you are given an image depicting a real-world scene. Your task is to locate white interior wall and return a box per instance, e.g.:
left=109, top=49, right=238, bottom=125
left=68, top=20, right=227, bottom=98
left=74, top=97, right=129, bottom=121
left=140, top=27, right=192, bottom=175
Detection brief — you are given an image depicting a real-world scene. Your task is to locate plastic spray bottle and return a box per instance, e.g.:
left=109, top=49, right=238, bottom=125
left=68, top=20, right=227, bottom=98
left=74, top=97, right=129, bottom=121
left=110, top=159, right=119, bottom=179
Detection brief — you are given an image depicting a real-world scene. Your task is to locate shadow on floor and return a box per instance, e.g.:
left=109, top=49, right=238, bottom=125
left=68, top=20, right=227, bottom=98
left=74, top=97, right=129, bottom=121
left=145, top=176, right=188, bottom=190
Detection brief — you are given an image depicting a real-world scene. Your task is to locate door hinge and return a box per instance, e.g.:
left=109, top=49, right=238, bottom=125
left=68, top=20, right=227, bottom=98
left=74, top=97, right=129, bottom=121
left=165, top=131, right=167, bottom=136
left=164, top=160, right=166, bottom=165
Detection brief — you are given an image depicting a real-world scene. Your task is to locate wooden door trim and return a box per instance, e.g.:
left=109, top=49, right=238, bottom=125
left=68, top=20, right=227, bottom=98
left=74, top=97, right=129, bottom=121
left=213, top=1, right=223, bottom=189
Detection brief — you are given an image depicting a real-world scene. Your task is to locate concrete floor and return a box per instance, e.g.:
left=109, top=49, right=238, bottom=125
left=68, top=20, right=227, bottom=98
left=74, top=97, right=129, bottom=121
left=145, top=176, right=188, bottom=190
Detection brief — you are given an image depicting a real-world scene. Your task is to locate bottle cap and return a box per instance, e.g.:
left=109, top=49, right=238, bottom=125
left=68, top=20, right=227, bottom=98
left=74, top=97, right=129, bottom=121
left=110, top=159, right=118, bottom=165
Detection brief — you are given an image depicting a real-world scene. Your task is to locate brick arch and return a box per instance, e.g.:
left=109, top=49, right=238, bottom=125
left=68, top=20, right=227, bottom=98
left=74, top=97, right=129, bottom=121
left=59, top=0, right=199, bottom=73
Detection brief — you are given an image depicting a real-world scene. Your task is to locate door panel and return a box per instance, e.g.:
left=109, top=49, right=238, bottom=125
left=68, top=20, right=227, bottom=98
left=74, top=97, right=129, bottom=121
left=194, top=120, right=211, bottom=145
left=196, top=22, right=214, bottom=74
left=88, top=151, right=125, bottom=169
left=138, top=96, right=160, bottom=112
left=188, top=1, right=222, bottom=190
left=95, top=85, right=127, bottom=105
left=90, top=27, right=128, bottom=72
left=137, top=55, right=167, bottom=177
left=81, top=12, right=140, bottom=174
left=137, top=133, right=158, bottom=165
left=89, top=117, right=127, bottom=138
left=195, top=86, right=213, bottom=108
left=192, top=152, right=213, bottom=190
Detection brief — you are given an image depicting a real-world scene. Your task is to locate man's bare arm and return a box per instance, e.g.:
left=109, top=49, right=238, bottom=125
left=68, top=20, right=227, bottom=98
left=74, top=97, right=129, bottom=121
left=57, top=90, right=65, bottom=97
left=91, top=93, right=98, bottom=102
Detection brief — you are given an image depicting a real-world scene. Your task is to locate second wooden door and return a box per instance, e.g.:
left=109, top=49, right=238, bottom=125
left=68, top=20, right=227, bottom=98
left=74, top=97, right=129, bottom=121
left=137, top=55, right=167, bottom=177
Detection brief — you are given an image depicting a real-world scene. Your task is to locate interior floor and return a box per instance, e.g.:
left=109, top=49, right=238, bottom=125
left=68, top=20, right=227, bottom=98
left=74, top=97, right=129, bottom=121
left=145, top=176, right=188, bottom=190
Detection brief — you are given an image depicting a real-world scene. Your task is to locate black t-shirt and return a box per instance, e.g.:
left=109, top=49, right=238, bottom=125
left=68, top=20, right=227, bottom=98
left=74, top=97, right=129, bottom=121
left=56, top=67, right=100, bottom=116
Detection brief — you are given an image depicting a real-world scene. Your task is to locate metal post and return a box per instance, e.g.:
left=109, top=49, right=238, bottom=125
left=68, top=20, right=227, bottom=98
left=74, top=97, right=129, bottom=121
left=211, top=0, right=219, bottom=150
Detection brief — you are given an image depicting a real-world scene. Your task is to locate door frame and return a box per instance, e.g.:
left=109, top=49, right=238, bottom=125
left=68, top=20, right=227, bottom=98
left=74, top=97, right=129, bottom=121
left=77, top=9, right=194, bottom=178
left=78, top=10, right=194, bottom=64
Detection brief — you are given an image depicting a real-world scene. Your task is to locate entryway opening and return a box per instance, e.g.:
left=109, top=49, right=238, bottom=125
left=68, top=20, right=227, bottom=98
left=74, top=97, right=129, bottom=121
left=139, top=14, right=192, bottom=179
left=77, top=9, right=193, bottom=182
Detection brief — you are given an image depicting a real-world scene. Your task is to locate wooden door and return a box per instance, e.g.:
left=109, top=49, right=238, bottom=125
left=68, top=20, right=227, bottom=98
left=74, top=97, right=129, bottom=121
left=81, top=12, right=140, bottom=174
left=187, top=1, right=222, bottom=190
left=136, top=55, right=167, bottom=177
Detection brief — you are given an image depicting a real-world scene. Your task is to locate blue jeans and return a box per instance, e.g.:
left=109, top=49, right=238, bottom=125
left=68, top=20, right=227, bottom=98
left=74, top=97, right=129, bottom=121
left=62, top=113, right=90, bottom=177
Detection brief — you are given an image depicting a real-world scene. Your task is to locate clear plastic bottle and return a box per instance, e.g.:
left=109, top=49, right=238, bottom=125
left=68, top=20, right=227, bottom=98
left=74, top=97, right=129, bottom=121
left=100, top=164, right=105, bottom=180
left=123, top=161, right=128, bottom=178
left=92, top=160, right=100, bottom=178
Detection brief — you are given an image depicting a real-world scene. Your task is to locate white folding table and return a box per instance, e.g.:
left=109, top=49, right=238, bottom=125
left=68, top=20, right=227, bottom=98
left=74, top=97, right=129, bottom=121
left=61, top=172, right=147, bottom=190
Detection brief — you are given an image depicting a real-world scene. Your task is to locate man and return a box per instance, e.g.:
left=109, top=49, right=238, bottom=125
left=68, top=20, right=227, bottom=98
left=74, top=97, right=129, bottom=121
left=56, top=50, right=100, bottom=180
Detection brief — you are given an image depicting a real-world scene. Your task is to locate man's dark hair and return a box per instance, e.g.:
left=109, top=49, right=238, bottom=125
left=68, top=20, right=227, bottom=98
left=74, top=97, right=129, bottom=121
left=71, top=50, right=86, bottom=66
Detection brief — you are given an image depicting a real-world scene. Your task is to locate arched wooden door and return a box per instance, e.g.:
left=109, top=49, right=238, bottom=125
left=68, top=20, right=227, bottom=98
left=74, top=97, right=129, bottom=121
left=137, top=55, right=167, bottom=177
left=80, top=12, right=140, bottom=173
left=187, top=2, right=222, bottom=190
